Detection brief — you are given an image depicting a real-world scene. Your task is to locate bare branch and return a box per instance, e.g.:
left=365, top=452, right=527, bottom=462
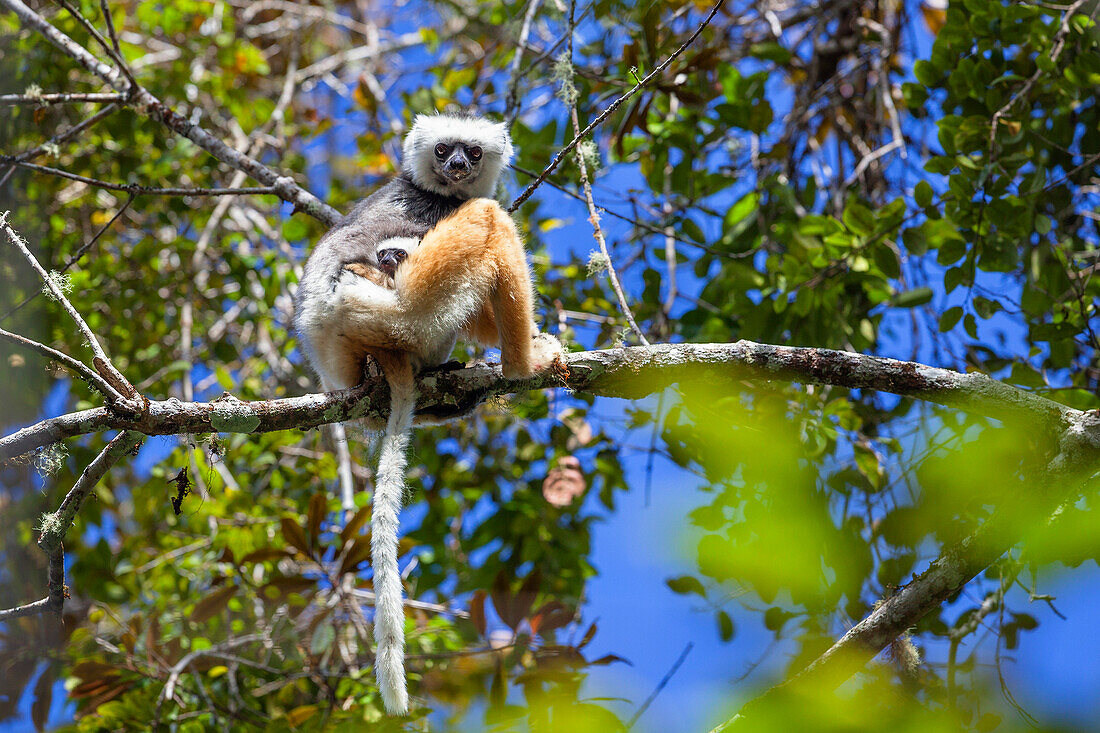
left=0, top=597, right=52, bottom=621
left=97, top=0, right=121, bottom=56
left=2, top=191, right=135, bottom=322
left=0, top=102, right=119, bottom=188
left=293, top=32, right=426, bottom=86
left=233, top=0, right=376, bottom=36
left=2, top=158, right=282, bottom=196
left=504, top=0, right=543, bottom=125
left=55, top=0, right=138, bottom=90
left=0, top=91, right=127, bottom=105
left=0, top=325, right=124, bottom=402
left=629, top=642, right=694, bottom=728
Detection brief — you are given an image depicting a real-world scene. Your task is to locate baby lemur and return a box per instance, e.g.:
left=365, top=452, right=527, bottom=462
left=293, top=112, right=561, bottom=716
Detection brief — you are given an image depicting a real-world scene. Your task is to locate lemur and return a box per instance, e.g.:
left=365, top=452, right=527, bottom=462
left=293, top=112, right=561, bottom=715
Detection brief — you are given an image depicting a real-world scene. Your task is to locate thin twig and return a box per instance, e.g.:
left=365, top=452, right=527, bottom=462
left=988, top=0, right=1086, bottom=159
left=508, top=0, right=725, bottom=212
left=2, top=213, right=138, bottom=401
left=504, top=0, right=543, bottom=125
left=179, top=40, right=300, bottom=402
left=2, top=191, right=135, bottom=322
left=154, top=634, right=268, bottom=728
left=0, top=92, right=127, bottom=105
left=292, top=31, right=424, bottom=84
left=659, top=98, right=680, bottom=335
left=3, top=0, right=337, bottom=224
left=0, top=103, right=119, bottom=188
left=509, top=162, right=728, bottom=254
left=0, top=597, right=52, bottom=620
left=628, top=642, right=693, bottom=728
left=234, top=0, right=375, bottom=37
left=564, top=0, right=649, bottom=345
left=0, top=325, right=124, bottom=402
left=348, top=588, right=471, bottom=618
left=97, top=0, right=121, bottom=56
left=55, top=0, right=138, bottom=92
left=2, top=158, right=281, bottom=196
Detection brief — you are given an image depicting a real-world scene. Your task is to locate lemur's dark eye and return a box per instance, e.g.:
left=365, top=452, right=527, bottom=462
left=468, top=146, right=483, bottom=161
left=434, top=143, right=449, bottom=158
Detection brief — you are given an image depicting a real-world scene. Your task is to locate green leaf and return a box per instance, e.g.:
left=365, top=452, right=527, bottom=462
left=914, top=59, right=939, bottom=86
left=914, top=181, right=934, bottom=209
left=964, top=313, right=978, bottom=338
left=748, top=42, right=792, bottom=65
left=717, top=610, right=735, bottom=641
left=936, top=235, right=967, bottom=266
left=842, top=202, right=875, bottom=236
left=944, top=266, right=966, bottom=294
left=892, top=287, right=933, bottom=308
left=902, top=226, right=928, bottom=256
left=666, top=575, right=706, bottom=597
left=724, top=192, right=759, bottom=228
left=939, top=306, right=964, bottom=332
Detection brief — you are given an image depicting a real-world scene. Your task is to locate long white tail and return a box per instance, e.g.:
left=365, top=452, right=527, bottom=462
left=371, top=383, right=417, bottom=715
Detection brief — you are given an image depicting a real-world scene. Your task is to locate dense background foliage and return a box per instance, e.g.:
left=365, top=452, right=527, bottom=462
left=1, top=0, right=1098, bottom=730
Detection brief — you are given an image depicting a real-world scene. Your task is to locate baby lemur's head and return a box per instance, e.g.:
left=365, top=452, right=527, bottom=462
left=376, top=237, right=418, bottom=278
left=402, top=112, right=514, bottom=200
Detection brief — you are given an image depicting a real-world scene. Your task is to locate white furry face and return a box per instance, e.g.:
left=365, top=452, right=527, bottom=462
left=375, top=236, right=419, bottom=257
left=376, top=236, right=419, bottom=276
left=402, top=113, right=514, bottom=199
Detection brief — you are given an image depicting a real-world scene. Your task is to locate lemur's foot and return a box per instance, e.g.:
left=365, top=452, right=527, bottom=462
left=343, top=262, right=375, bottom=278
left=501, top=333, right=564, bottom=379
left=530, top=332, right=565, bottom=371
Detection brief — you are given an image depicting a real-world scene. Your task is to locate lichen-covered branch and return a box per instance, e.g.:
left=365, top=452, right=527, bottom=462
left=37, top=430, right=143, bottom=555
left=3, top=431, right=141, bottom=621
left=0, top=342, right=1078, bottom=462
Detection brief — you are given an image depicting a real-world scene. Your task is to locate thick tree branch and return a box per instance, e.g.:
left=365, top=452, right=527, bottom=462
left=2, top=0, right=339, bottom=225
left=1, top=342, right=1077, bottom=462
